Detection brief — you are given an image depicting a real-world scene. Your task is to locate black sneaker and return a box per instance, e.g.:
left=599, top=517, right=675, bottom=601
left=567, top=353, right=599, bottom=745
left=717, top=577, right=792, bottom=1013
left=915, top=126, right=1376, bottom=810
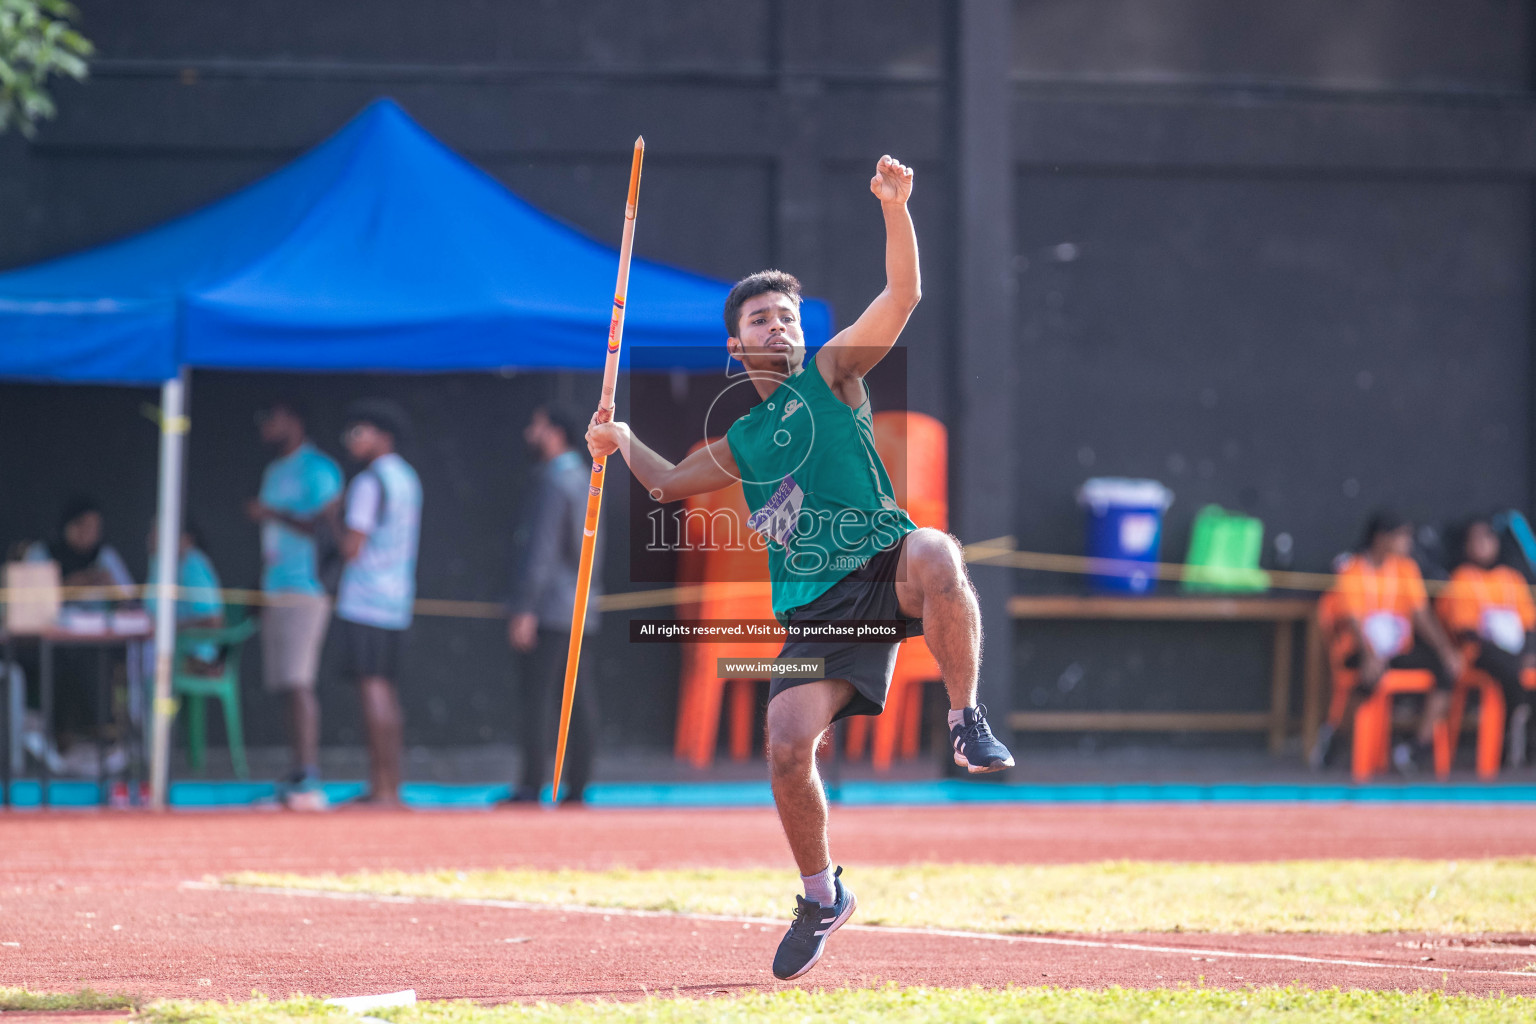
left=772, top=866, right=857, bottom=981
left=951, top=704, right=1015, bottom=773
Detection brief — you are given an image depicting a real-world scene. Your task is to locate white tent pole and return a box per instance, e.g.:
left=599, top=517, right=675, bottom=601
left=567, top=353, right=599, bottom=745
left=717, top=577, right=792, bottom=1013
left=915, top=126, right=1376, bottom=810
left=149, top=369, right=189, bottom=810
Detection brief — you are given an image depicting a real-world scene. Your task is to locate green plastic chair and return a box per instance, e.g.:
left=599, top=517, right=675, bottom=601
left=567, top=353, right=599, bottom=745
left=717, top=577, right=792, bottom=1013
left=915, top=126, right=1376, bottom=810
left=1183, top=504, right=1270, bottom=592
left=172, top=615, right=258, bottom=779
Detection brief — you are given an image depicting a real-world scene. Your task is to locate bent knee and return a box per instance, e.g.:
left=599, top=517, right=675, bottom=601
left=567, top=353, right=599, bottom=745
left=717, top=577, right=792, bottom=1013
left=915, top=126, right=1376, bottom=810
left=766, top=726, right=821, bottom=770
left=905, top=528, right=966, bottom=581
left=905, top=527, right=962, bottom=562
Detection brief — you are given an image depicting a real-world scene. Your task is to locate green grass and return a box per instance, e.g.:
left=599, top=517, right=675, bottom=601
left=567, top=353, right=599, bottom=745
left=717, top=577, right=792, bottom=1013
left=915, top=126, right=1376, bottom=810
left=119, top=986, right=1536, bottom=1023
left=227, top=858, right=1536, bottom=934
left=11, top=980, right=1536, bottom=1022
left=0, top=985, right=139, bottom=1011
left=137, top=996, right=345, bottom=1023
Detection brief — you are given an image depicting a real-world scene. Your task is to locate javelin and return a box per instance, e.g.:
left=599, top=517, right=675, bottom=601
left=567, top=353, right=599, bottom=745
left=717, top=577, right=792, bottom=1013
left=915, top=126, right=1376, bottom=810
left=551, top=135, right=644, bottom=804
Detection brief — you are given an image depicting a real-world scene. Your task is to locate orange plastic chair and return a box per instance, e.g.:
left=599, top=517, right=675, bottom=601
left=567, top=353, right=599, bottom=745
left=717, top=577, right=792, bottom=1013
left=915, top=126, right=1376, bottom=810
left=845, top=648, right=941, bottom=765
left=846, top=410, right=948, bottom=770
left=1442, top=655, right=1536, bottom=779
left=874, top=408, right=949, bottom=538
left=1318, top=590, right=1352, bottom=729
left=672, top=440, right=778, bottom=768
left=676, top=582, right=776, bottom=767
left=1349, top=668, right=1450, bottom=781
left=1445, top=649, right=1506, bottom=780
left=1319, top=590, right=1450, bottom=781
left=872, top=636, right=943, bottom=770
left=842, top=706, right=873, bottom=756
left=1443, top=660, right=1505, bottom=779
left=1328, top=641, right=1450, bottom=782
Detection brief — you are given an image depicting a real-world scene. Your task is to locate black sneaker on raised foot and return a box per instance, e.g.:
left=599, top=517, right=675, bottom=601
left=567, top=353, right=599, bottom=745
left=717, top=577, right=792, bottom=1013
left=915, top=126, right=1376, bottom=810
left=951, top=704, right=1015, bottom=773
left=772, top=866, right=857, bottom=981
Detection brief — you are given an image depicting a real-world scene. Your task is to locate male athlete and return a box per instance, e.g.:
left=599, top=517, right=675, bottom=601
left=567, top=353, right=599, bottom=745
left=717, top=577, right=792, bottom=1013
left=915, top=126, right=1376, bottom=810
left=587, top=155, right=1014, bottom=980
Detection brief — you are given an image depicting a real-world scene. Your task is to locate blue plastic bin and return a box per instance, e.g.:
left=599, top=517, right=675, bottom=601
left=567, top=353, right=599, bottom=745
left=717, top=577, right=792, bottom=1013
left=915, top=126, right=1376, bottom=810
left=1077, top=478, right=1174, bottom=594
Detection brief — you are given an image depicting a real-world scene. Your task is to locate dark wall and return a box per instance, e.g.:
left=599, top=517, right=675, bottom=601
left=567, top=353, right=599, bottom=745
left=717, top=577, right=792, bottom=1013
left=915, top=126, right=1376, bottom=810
left=1012, top=0, right=1530, bottom=90
left=999, top=0, right=1536, bottom=728
left=1012, top=172, right=1531, bottom=728
left=1, top=0, right=1532, bottom=750
left=1015, top=174, right=1531, bottom=570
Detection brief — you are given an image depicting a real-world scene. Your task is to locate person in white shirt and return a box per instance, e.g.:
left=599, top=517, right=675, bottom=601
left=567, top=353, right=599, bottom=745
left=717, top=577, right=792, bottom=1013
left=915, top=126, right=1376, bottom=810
left=335, top=399, right=421, bottom=806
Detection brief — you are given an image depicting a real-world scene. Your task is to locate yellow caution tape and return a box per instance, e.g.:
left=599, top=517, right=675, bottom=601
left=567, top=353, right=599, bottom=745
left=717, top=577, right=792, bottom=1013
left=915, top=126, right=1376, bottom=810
left=0, top=533, right=1504, bottom=616
left=139, top=403, right=191, bottom=434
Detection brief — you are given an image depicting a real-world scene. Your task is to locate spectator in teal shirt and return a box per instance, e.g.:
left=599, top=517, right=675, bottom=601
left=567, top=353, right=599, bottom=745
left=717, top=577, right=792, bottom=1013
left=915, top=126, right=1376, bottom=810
left=145, top=518, right=225, bottom=667
left=246, top=397, right=344, bottom=808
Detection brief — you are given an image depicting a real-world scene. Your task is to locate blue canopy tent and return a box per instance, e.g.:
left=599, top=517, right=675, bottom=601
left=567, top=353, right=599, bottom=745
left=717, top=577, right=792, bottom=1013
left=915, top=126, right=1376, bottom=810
left=0, top=98, right=830, bottom=378
left=0, top=98, right=832, bottom=805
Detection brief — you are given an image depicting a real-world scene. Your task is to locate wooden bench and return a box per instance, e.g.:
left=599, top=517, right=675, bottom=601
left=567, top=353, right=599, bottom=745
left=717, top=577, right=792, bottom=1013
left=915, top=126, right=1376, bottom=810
left=1005, top=595, right=1324, bottom=755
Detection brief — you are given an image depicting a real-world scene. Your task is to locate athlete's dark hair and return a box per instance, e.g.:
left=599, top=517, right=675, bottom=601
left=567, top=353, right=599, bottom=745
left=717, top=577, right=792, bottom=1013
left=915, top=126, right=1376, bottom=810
left=723, top=269, right=802, bottom=338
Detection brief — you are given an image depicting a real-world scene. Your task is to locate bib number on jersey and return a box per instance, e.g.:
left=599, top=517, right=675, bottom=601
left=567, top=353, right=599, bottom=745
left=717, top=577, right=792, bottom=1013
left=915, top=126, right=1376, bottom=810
left=748, top=476, right=804, bottom=548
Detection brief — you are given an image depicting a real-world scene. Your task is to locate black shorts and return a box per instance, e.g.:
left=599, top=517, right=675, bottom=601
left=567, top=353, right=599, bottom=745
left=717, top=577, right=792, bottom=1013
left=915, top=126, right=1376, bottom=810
left=336, top=618, right=407, bottom=680
left=768, top=531, right=925, bottom=721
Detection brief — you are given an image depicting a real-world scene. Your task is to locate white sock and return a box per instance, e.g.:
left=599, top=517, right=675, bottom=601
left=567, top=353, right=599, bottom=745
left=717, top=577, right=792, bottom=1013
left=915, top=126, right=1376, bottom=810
left=948, top=707, right=973, bottom=729
left=801, top=864, right=836, bottom=906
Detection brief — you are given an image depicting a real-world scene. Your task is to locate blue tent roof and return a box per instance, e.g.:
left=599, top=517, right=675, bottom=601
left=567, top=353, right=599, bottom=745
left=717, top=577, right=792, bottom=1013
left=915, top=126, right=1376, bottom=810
left=0, top=99, right=831, bottom=385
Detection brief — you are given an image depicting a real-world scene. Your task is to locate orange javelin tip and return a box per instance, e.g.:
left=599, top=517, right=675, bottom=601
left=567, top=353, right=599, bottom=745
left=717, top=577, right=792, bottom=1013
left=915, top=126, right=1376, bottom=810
left=626, top=139, right=645, bottom=207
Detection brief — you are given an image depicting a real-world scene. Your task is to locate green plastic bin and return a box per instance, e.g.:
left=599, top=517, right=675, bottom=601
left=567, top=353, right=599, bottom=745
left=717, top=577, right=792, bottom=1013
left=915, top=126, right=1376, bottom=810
left=1182, top=505, right=1270, bottom=592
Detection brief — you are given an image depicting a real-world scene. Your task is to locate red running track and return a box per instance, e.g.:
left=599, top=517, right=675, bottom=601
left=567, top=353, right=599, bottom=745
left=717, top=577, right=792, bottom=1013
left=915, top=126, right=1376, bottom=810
left=2, top=804, right=1535, bottom=1002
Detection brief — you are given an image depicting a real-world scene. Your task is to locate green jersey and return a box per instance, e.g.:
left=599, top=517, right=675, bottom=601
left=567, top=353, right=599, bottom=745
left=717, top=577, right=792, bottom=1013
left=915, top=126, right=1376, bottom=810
left=725, top=353, right=916, bottom=621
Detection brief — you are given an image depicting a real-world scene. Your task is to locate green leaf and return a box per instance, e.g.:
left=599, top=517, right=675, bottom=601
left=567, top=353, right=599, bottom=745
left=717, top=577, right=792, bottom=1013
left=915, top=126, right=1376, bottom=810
left=0, top=0, right=92, bottom=135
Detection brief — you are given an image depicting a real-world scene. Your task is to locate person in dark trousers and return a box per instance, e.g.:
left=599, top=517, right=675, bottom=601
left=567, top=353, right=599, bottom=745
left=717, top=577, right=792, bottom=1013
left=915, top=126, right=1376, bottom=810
left=505, top=403, right=600, bottom=804
left=335, top=399, right=422, bottom=806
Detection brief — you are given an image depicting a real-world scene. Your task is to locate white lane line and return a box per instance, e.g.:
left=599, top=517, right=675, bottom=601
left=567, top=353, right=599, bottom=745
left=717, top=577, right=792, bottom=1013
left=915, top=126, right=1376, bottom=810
left=189, top=882, right=1536, bottom=981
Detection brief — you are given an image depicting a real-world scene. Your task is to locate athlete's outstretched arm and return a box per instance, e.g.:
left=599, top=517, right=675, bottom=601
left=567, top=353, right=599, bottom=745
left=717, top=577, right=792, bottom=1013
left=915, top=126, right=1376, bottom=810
left=818, top=155, right=920, bottom=384
left=587, top=416, right=737, bottom=503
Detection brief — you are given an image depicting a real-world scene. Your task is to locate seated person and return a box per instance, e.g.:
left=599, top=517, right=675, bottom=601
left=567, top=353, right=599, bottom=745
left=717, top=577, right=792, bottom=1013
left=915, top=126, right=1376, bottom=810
left=20, top=495, right=134, bottom=605
left=145, top=518, right=226, bottom=671
left=1436, top=516, right=1536, bottom=766
left=14, top=496, right=136, bottom=750
left=1313, top=511, right=1463, bottom=772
